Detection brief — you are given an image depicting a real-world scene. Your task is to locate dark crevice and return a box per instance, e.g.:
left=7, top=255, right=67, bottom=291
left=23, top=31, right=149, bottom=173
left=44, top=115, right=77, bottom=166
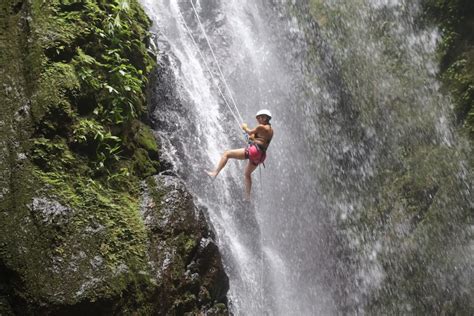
left=0, top=261, right=27, bottom=315
left=33, top=107, right=73, bottom=139
left=59, top=2, right=85, bottom=12
left=71, top=93, right=97, bottom=116
left=44, top=298, right=119, bottom=316
left=44, top=43, right=77, bottom=63
left=12, top=0, right=24, bottom=15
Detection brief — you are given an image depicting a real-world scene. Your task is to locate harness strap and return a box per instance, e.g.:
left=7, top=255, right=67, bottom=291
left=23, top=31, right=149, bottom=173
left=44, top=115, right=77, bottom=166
left=252, top=143, right=266, bottom=166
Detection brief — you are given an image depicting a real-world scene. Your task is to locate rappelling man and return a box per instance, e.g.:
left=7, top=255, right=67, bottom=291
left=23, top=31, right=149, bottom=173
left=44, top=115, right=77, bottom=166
left=207, top=109, right=274, bottom=200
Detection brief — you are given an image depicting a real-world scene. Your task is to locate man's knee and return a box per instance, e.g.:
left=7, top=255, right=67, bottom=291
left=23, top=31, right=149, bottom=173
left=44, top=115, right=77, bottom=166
left=222, top=150, right=235, bottom=158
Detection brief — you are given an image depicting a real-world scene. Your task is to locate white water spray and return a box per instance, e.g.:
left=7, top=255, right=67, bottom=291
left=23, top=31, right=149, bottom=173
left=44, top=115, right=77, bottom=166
left=141, top=0, right=471, bottom=314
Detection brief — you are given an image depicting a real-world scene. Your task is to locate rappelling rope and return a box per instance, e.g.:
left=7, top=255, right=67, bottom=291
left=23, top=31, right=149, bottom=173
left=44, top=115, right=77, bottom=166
left=177, top=9, right=243, bottom=129
left=189, top=0, right=245, bottom=125
left=183, top=4, right=265, bottom=306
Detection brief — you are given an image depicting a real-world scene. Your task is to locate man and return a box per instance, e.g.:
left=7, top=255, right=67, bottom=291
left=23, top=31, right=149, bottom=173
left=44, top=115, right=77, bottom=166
left=207, top=109, right=274, bottom=200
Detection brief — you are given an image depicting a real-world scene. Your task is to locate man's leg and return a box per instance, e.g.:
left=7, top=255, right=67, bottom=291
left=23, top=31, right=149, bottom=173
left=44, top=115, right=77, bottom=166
left=207, top=148, right=246, bottom=177
left=244, top=161, right=258, bottom=200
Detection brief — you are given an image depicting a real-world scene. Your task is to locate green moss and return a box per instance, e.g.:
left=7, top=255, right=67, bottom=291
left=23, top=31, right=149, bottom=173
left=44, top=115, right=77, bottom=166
left=1, top=0, right=161, bottom=312
left=301, top=4, right=472, bottom=312
left=29, top=0, right=157, bottom=175
left=136, top=123, right=159, bottom=155
left=32, top=62, right=79, bottom=123
left=2, top=0, right=228, bottom=314
left=421, top=0, right=474, bottom=139
left=444, top=50, right=474, bottom=134
left=132, top=148, right=157, bottom=177
left=0, top=166, right=151, bottom=303
left=173, top=233, right=198, bottom=261
left=358, top=144, right=471, bottom=314
left=173, top=292, right=198, bottom=315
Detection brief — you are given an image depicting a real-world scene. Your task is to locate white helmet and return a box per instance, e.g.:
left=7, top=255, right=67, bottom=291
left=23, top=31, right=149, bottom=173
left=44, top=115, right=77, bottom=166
left=256, top=109, right=272, bottom=119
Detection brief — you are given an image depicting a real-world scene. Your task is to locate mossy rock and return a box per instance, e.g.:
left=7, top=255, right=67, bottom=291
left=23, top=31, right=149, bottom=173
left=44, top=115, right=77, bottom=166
left=0, top=164, right=156, bottom=313
left=355, top=143, right=472, bottom=314
left=421, top=0, right=474, bottom=139
left=136, top=123, right=159, bottom=156
left=140, top=175, right=229, bottom=314
left=1, top=1, right=229, bottom=313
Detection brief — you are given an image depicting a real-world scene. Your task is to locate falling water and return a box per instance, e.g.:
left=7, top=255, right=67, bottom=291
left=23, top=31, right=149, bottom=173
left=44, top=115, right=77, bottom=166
left=140, top=0, right=472, bottom=314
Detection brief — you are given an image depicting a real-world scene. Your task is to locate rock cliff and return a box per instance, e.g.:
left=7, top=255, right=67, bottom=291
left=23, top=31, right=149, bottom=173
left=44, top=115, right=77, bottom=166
left=0, top=0, right=228, bottom=314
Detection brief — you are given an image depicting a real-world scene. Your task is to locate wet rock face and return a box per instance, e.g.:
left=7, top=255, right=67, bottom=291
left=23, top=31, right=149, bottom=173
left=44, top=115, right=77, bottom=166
left=29, top=197, right=74, bottom=226
left=141, top=174, right=229, bottom=314
left=0, top=0, right=229, bottom=314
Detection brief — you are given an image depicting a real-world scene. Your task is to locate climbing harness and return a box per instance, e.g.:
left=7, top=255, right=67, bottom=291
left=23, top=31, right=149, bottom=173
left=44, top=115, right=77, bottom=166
left=179, top=5, right=267, bottom=306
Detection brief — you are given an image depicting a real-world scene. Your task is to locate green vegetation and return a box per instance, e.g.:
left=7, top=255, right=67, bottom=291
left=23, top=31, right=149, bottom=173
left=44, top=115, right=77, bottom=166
left=1, top=1, right=228, bottom=314
left=31, top=0, right=159, bottom=181
left=361, top=144, right=471, bottom=314
left=141, top=175, right=229, bottom=315
left=304, top=1, right=472, bottom=314
left=0, top=0, right=160, bottom=313
left=421, top=0, right=474, bottom=139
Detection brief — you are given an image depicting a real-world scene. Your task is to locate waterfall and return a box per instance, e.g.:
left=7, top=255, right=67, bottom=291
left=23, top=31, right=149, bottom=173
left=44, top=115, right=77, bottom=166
left=140, top=0, right=472, bottom=314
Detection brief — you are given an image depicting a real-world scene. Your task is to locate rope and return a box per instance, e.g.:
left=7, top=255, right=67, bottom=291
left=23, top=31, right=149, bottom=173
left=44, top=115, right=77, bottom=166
left=185, top=6, right=266, bottom=308
left=177, top=9, right=243, bottom=129
left=188, top=0, right=245, bottom=124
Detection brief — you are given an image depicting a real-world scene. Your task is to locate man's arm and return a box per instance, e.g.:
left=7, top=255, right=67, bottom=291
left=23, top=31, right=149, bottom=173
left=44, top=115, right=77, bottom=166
left=242, top=124, right=263, bottom=135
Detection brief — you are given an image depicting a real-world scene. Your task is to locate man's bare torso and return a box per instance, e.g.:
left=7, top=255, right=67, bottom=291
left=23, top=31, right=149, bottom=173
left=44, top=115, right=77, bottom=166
left=252, top=124, right=273, bottom=150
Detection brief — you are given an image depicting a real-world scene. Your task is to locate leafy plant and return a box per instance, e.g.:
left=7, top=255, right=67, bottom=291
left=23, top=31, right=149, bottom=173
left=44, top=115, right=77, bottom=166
left=72, top=119, right=122, bottom=171
left=31, top=138, right=75, bottom=171
left=421, top=0, right=474, bottom=138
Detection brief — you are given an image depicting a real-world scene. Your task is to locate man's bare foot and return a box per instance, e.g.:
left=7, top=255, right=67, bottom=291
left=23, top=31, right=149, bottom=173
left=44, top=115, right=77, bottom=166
left=206, top=170, right=218, bottom=178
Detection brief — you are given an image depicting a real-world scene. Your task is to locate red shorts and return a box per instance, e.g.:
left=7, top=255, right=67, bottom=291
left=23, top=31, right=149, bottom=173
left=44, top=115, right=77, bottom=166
left=245, top=144, right=266, bottom=166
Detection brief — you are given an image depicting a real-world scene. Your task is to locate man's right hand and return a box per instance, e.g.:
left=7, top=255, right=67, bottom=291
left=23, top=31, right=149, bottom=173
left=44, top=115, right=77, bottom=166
left=241, top=123, right=248, bottom=131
